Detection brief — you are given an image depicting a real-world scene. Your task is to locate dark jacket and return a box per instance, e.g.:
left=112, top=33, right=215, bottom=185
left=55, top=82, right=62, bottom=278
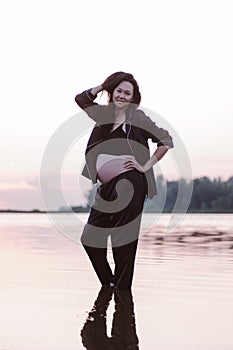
left=75, top=89, right=174, bottom=198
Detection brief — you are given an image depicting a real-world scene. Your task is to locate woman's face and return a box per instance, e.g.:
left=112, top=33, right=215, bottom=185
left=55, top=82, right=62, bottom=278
left=112, top=81, right=134, bottom=110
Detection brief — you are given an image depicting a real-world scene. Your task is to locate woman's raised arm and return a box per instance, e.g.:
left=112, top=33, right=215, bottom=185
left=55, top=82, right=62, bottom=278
left=74, top=85, right=104, bottom=123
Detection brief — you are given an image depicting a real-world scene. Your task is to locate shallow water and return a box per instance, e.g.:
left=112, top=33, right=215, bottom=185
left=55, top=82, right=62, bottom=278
left=0, top=213, right=233, bottom=349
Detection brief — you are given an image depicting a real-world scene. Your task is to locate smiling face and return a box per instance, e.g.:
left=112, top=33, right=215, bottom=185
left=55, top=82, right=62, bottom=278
left=112, top=81, right=134, bottom=110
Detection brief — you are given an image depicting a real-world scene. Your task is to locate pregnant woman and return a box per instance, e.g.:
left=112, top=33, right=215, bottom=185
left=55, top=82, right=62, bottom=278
left=75, top=72, right=174, bottom=289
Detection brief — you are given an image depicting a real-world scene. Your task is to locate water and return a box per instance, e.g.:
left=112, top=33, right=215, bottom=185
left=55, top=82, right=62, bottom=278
left=0, top=213, right=233, bottom=349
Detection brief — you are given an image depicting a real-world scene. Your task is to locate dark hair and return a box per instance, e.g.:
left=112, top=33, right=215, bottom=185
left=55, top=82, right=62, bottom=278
left=102, top=71, right=141, bottom=108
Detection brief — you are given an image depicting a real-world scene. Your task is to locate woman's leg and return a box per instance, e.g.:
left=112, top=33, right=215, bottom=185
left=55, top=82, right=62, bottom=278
left=81, top=182, right=117, bottom=286
left=110, top=171, right=147, bottom=289
left=112, top=239, right=139, bottom=289
left=82, top=244, right=114, bottom=286
left=81, top=214, right=114, bottom=286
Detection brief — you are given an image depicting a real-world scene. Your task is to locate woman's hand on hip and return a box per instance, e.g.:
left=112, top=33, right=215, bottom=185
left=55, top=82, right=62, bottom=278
left=124, top=156, right=146, bottom=173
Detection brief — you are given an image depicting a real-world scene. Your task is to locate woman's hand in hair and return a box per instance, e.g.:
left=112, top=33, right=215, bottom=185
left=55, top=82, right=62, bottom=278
left=90, top=85, right=103, bottom=96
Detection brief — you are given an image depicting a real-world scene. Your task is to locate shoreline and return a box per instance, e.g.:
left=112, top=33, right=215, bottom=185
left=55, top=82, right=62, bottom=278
left=0, top=210, right=233, bottom=214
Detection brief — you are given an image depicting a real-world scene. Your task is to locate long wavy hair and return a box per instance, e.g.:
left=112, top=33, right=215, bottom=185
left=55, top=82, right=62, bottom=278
left=102, top=71, right=141, bottom=109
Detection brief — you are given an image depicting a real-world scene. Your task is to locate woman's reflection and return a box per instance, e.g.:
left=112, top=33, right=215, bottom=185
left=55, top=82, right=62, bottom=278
left=81, top=286, right=139, bottom=349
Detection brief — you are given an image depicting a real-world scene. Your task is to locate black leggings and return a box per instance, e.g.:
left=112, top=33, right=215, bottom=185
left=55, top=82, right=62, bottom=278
left=81, top=170, right=147, bottom=289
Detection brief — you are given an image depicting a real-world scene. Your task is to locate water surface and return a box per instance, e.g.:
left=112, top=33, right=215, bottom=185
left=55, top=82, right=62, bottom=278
left=0, top=213, right=233, bottom=349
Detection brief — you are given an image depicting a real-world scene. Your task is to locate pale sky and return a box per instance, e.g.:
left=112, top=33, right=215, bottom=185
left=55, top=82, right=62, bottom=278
left=1, top=0, right=233, bottom=210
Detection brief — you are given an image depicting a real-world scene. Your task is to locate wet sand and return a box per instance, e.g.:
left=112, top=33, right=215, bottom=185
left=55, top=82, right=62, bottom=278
left=0, top=213, right=233, bottom=349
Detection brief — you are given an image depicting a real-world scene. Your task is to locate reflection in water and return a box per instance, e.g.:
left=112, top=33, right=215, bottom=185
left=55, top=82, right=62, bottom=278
left=81, top=287, right=139, bottom=350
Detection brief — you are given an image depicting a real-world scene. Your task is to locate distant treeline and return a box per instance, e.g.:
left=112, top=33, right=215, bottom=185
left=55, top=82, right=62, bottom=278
left=144, top=175, right=233, bottom=213
left=81, top=175, right=233, bottom=213
left=1, top=176, right=232, bottom=214
left=188, top=176, right=233, bottom=212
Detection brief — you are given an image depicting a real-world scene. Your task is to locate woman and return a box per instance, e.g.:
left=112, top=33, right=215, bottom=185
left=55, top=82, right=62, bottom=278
left=75, top=72, right=173, bottom=289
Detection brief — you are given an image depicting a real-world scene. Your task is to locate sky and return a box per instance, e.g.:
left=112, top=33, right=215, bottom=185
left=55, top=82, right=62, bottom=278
left=0, top=0, right=233, bottom=210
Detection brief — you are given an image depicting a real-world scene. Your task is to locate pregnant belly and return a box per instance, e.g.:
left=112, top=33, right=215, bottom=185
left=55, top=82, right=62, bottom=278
left=96, top=154, right=132, bottom=184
